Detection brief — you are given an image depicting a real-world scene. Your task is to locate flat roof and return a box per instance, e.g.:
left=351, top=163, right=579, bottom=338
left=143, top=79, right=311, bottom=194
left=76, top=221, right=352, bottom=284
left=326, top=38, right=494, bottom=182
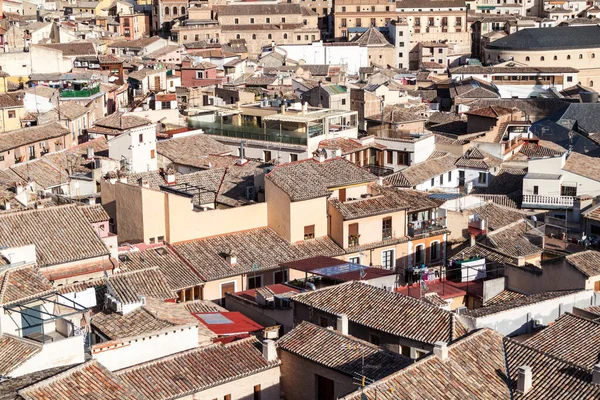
left=191, top=312, right=263, bottom=335
left=281, top=256, right=395, bottom=281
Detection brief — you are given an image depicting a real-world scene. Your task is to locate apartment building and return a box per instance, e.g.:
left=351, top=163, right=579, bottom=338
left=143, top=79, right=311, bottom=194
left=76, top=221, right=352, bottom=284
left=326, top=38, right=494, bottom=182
left=216, top=3, right=320, bottom=55
left=152, top=0, right=188, bottom=35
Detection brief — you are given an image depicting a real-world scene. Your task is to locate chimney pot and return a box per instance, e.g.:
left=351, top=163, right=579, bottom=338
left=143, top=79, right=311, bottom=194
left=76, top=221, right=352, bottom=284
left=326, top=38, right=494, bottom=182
left=226, top=253, right=237, bottom=265
left=433, top=341, right=448, bottom=360
left=470, top=234, right=476, bottom=247
left=593, top=364, right=600, bottom=385
left=337, top=314, right=348, bottom=335
left=262, top=339, right=277, bottom=361
left=517, top=366, right=532, bottom=394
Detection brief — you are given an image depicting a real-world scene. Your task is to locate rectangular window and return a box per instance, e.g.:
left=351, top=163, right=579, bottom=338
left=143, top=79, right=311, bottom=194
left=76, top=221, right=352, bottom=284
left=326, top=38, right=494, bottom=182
left=264, top=150, right=272, bottom=162
left=431, top=241, right=439, bottom=260
left=381, top=249, right=394, bottom=269
left=225, top=395, right=232, bottom=400
left=386, top=150, right=393, bottom=164
left=149, top=237, right=155, bottom=244
left=561, top=185, right=577, bottom=197
left=356, top=18, right=361, bottom=27
left=448, top=171, right=452, bottom=181
left=370, top=18, right=376, bottom=25
left=290, top=154, right=298, bottom=162
left=282, top=17, right=286, bottom=22
left=304, top=225, right=315, bottom=240
left=266, top=17, right=270, bottom=23
left=348, top=223, right=359, bottom=246
left=248, top=275, right=262, bottom=289
left=431, top=178, right=435, bottom=186
left=8, top=110, right=16, bottom=118
left=382, top=217, right=392, bottom=240
left=250, top=18, right=254, bottom=23
left=349, top=256, right=360, bottom=264
left=440, top=174, right=444, bottom=185
left=341, top=98, right=346, bottom=105
left=157, top=235, right=164, bottom=242
left=478, top=172, right=487, bottom=184
left=396, top=151, right=408, bottom=165
left=254, top=385, right=261, bottom=400
left=533, top=185, right=538, bottom=195
left=28, top=146, right=35, bottom=158
left=139, top=133, right=143, bottom=143
left=150, top=149, right=155, bottom=159
left=195, top=71, right=205, bottom=79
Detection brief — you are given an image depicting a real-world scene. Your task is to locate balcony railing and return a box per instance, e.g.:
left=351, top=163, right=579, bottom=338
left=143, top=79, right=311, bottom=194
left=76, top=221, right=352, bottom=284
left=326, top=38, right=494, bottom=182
left=522, top=194, right=574, bottom=209
left=189, top=121, right=308, bottom=145
left=408, top=218, right=446, bottom=236
left=61, top=85, right=101, bottom=98
left=348, top=235, right=360, bottom=247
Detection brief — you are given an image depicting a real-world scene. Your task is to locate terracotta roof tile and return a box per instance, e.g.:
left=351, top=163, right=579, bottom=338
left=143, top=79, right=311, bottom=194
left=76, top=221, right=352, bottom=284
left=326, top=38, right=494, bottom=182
left=292, top=281, right=468, bottom=345
left=563, top=152, right=600, bottom=182
left=0, top=335, right=42, bottom=376
left=267, top=158, right=377, bottom=202
left=79, top=204, right=109, bottom=224
left=107, top=267, right=175, bottom=304
left=115, top=337, right=280, bottom=399
left=384, top=154, right=456, bottom=187
left=563, top=250, right=600, bottom=277
left=0, top=205, right=109, bottom=268
left=17, top=360, right=146, bottom=400
left=0, top=123, right=69, bottom=153
left=278, top=321, right=411, bottom=379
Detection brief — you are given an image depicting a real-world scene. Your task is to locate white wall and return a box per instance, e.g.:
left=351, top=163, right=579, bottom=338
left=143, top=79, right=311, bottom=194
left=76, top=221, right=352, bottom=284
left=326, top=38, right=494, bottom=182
left=108, top=124, right=158, bottom=173
left=276, top=42, right=369, bottom=75
left=459, top=290, right=597, bottom=336
left=10, top=335, right=85, bottom=377
left=415, top=168, right=460, bottom=192
left=0, top=46, right=73, bottom=76
left=59, top=287, right=97, bottom=309
left=92, top=325, right=199, bottom=371
left=193, top=368, right=281, bottom=400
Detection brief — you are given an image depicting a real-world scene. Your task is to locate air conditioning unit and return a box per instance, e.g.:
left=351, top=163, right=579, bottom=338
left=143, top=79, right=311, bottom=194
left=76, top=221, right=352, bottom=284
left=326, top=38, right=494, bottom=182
left=455, top=306, right=467, bottom=314
left=245, top=186, right=255, bottom=200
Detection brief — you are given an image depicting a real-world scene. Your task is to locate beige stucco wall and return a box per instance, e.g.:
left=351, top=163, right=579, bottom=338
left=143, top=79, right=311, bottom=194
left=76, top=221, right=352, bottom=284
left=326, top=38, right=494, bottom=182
left=115, top=182, right=145, bottom=244
left=204, top=275, right=244, bottom=302
left=484, top=47, right=600, bottom=87
left=290, top=197, right=327, bottom=243
left=266, top=179, right=292, bottom=241
left=193, top=367, right=281, bottom=400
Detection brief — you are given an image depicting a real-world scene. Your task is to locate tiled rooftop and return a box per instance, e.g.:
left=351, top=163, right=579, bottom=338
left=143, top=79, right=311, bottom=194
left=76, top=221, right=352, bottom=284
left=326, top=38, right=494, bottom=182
left=278, top=321, right=411, bottom=380
left=384, top=154, right=457, bottom=187
left=0, top=205, right=109, bottom=268
left=267, top=158, right=377, bottom=202
left=116, top=337, right=280, bottom=400
left=107, top=267, right=175, bottom=304
left=0, top=123, right=69, bottom=153
left=563, top=250, right=600, bottom=278
left=117, top=246, right=204, bottom=292
left=156, top=133, right=231, bottom=165
left=524, top=312, right=600, bottom=370
left=173, top=227, right=344, bottom=281
left=0, top=335, right=42, bottom=377
left=16, top=360, right=145, bottom=400
left=292, top=281, right=468, bottom=345
left=563, top=152, right=600, bottom=183
left=484, top=220, right=543, bottom=258
left=0, top=264, right=55, bottom=307
left=469, top=202, right=529, bottom=231
left=79, top=204, right=110, bottom=224
left=341, top=329, right=510, bottom=400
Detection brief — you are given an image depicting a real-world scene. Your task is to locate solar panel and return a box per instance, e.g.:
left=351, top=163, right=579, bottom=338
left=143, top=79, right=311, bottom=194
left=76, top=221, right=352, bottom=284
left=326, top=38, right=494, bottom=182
left=196, top=313, right=233, bottom=325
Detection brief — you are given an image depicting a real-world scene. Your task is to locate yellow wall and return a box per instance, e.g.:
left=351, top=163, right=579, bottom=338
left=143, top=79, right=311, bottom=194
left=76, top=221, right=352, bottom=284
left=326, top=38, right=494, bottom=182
left=290, top=197, right=327, bottom=243
left=0, top=107, right=25, bottom=133
left=266, top=179, right=292, bottom=241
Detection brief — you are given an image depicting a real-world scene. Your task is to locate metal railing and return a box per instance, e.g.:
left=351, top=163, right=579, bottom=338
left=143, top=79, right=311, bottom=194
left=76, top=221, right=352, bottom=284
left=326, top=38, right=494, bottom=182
left=189, top=122, right=308, bottom=145
left=61, top=85, right=100, bottom=98
left=408, top=218, right=446, bottom=236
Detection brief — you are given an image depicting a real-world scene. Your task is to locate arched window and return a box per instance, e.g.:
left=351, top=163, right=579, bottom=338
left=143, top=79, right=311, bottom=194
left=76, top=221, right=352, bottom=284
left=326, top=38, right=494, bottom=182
left=540, top=56, right=544, bottom=61
left=284, top=33, right=288, bottom=39
left=252, top=34, right=256, bottom=39
left=181, top=6, right=185, bottom=14
left=554, top=55, right=557, bottom=60
left=236, top=34, right=240, bottom=39
left=173, top=6, right=178, bottom=14
left=567, top=55, right=571, bottom=60
left=591, top=81, right=594, bottom=87
left=593, top=54, right=596, bottom=58
left=525, top=56, right=530, bottom=61
left=164, top=6, right=169, bottom=15
left=579, top=54, right=583, bottom=59
left=268, top=34, right=272, bottom=39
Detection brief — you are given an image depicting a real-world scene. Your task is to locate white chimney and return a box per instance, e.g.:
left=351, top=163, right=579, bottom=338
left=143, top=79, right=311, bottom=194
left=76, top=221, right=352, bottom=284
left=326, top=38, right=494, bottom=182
left=3, top=201, right=10, bottom=211
left=593, top=364, right=600, bottom=385
left=141, top=179, right=150, bottom=188
left=336, top=314, right=348, bottom=335
left=517, top=366, right=532, bottom=394
left=119, top=176, right=127, bottom=184
left=470, top=234, right=476, bottom=247
left=262, top=339, right=277, bottom=361
left=226, top=252, right=237, bottom=265
left=86, top=147, right=95, bottom=159
left=433, top=341, right=448, bottom=360
left=302, top=102, right=308, bottom=115
left=166, top=172, right=175, bottom=184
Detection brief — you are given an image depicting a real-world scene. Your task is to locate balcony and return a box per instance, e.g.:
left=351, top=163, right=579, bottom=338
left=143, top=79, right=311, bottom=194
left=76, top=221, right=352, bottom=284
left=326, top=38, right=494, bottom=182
left=190, top=121, right=308, bottom=145
left=61, top=85, right=101, bottom=98
left=408, top=217, right=446, bottom=236
left=382, top=227, right=392, bottom=240
left=522, top=194, right=574, bottom=209
left=348, top=235, right=360, bottom=247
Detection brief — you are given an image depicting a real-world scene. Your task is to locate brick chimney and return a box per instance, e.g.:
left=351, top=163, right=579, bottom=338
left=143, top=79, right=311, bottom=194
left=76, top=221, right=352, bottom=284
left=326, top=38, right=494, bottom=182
left=433, top=341, right=448, bottom=360
left=517, top=366, right=532, bottom=394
